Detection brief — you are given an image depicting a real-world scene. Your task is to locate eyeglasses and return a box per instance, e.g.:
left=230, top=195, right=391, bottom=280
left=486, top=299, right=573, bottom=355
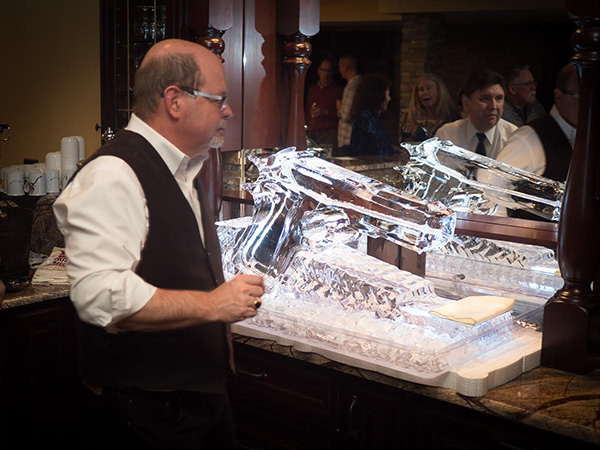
left=511, top=81, right=537, bottom=88
left=561, top=90, right=580, bottom=99
left=178, top=86, right=229, bottom=110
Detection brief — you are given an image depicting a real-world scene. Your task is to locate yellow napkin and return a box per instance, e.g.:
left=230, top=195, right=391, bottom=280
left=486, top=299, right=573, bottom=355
left=429, top=296, right=514, bottom=326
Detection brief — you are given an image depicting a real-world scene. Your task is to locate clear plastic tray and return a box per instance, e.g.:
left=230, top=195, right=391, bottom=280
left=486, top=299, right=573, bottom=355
left=244, top=295, right=543, bottom=378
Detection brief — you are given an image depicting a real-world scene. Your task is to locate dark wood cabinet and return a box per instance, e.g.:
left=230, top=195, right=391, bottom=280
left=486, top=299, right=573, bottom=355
left=230, top=341, right=340, bottom=450
left=1, top=298, right=77, bottom=383
left=0, top=297, right=80, bottom=448
left=338, top=377, right=418, bottom=450
left=99, top=0, right=181, bottom=135
left=230, top=341, right=598, bottom=450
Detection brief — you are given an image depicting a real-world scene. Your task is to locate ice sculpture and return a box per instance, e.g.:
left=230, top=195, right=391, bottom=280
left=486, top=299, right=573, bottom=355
left=426, top=236, right=562, bottom=302
left=218, top=218, right=518, bottom=373
left=397, top=138, right=564, bottom=221
left=436, top=235, right=556, bottom=269
left=216, top=149, right=536, bottom=375
left=233, top=147, right=456, bottom=279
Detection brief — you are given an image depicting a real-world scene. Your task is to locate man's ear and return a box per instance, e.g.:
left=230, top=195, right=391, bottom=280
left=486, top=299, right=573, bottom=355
left=461, top=95, right=470, bottom=115
left=162, top=86, right=183, bottom=119
left=508, top=84, right=517, bottom=97
left=553, top=88, right=563, bottom=106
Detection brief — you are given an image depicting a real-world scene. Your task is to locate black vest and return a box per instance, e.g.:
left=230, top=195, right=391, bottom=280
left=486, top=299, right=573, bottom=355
left=75, top=131, right=231, bottom=393
left=528, top=114, right=573, bottom=182
left=509, top=115, right=572, bottom=221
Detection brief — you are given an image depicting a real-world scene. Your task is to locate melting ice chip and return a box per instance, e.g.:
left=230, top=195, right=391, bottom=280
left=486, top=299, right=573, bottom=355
left=398, top=138, right=564, bottom=221
left=233, top=147, right=456, bottom=278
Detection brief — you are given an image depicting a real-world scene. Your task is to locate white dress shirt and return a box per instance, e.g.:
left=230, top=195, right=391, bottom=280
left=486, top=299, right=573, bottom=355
left=337, top=75, right=362, bottom=147
left=495, top=105, right=576, bottom=175
left=435, top=118, right=517, bottom=160
left=53, top=114, right=207, bottom=328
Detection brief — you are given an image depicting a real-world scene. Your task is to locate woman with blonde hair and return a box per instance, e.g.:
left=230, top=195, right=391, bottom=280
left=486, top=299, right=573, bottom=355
left=400, top=73, right=458, bottom=142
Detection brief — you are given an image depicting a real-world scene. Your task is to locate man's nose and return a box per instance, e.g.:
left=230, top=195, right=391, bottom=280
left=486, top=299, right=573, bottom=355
left=222, top=103, right=234, bottom=119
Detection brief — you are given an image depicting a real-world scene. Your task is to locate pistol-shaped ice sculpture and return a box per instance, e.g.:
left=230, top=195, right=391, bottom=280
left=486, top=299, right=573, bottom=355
left=231, top=147, right=456, bottom=278
left=217, top=149, right=519, bottom=375
left=398, top=138, right=564, bottom=221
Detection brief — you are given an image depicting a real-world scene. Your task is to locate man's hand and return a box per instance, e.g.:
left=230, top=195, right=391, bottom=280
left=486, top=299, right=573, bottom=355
left=209, top=274, right=264, bottom=323
left=116, top=274, right=265, bottom=332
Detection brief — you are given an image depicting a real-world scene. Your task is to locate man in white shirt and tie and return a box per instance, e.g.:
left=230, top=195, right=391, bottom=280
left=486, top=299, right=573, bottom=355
left=435, top=69, right=517, bottom=160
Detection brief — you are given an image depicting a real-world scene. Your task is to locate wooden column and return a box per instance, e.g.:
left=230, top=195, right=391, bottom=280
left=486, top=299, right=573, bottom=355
left=277, top=0, right=319, bottom=150
left=184, top=0, right=233, bottom=60
left=184, top=0, right=234, bottom=218
left=541, top=1, right=600, bottom=374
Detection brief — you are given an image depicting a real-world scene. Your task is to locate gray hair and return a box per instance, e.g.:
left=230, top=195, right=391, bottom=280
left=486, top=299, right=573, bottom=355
left=505, top=65, right=531, bottom=85
left=133, top=52, right=204, bottom=120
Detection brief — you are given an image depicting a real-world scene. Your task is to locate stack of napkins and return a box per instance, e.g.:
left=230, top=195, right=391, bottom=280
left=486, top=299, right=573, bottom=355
left=429, top=296, right=514, bottom=326
left=31, top=247, right=69, bottom=285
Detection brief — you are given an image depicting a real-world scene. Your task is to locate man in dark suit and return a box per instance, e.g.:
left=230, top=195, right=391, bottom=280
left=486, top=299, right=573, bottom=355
left=54, top=39, right=264, bottom=449
left=497, top=63, right=579, bottom=182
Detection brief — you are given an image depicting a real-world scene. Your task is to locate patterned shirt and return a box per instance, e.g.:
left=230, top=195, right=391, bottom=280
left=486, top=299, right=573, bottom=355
left=502, top=99, right=547, bottom=127
left=337, top=75, right=362, bottom=147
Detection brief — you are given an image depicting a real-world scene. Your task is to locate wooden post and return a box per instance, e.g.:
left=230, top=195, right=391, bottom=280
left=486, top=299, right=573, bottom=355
left=184, top=0, right=233, bottom=61
left=277, top=0, right=319, bottom=150
left=184, top=0, right=235, bottom=217
left=541, top=0, right=600, bottom=374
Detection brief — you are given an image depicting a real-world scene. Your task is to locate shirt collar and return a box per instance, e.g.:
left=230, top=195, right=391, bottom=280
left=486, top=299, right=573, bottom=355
left=125, top=113, right=206, bottom=182
left=466, top=118, right=495, bottom=144
left=550, top=104, right=577, bottom=148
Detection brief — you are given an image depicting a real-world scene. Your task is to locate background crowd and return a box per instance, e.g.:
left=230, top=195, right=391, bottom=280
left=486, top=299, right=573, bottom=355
left=304, top=53, right=578, bottom=191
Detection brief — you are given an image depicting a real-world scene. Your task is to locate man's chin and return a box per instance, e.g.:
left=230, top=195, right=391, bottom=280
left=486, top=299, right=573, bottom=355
left=209, top=132, right=225, bottom=149
left=487, top=116, right=499, bottom=126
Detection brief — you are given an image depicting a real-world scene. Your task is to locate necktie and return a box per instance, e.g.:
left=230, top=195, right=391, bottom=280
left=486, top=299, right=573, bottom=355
left=475, top=133, right=487, bottom=156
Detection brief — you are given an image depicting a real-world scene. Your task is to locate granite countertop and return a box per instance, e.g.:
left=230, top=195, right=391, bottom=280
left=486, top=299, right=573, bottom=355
left=4, top=287, right=599, bottom=446
left=233, top=334, right=600, bottom=446
left=0, top=283, right=69, bottom=310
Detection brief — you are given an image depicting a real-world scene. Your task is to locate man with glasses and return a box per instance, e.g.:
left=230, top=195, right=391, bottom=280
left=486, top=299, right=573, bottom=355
left=502, top=65, right=547, bottom=127
left=54, top=39, right=264, bottom=449
left=497, top=63, right=579, bottom=183
left=305, top=57, right=343, bottom=149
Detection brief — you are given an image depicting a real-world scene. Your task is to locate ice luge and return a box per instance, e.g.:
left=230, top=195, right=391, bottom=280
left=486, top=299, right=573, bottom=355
left=424, top=235, right=561, bottom=303
left=398, top=138, right=564, bottom=221
left=215, top=148, right=528, bottom=374
left=217, top=219, right=516, bottom=374
left=435, top=235, right=556, bottom=268
left=237, top=147, right=455, bottom=278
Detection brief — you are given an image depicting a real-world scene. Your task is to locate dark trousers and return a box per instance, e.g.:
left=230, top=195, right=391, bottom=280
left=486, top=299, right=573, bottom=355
left=76, top=384, right=238, bottom=450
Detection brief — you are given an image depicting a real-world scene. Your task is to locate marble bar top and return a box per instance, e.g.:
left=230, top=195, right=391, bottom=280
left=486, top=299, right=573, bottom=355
left=233, top=334, right=600, bottom=446
left=3, top=285, right=599, bottom=446
left=0, top=283, right=69, bottom=310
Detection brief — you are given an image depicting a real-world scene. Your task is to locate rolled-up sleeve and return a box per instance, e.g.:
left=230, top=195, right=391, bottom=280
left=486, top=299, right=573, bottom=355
left=53, top=156, right=157, bottom=328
